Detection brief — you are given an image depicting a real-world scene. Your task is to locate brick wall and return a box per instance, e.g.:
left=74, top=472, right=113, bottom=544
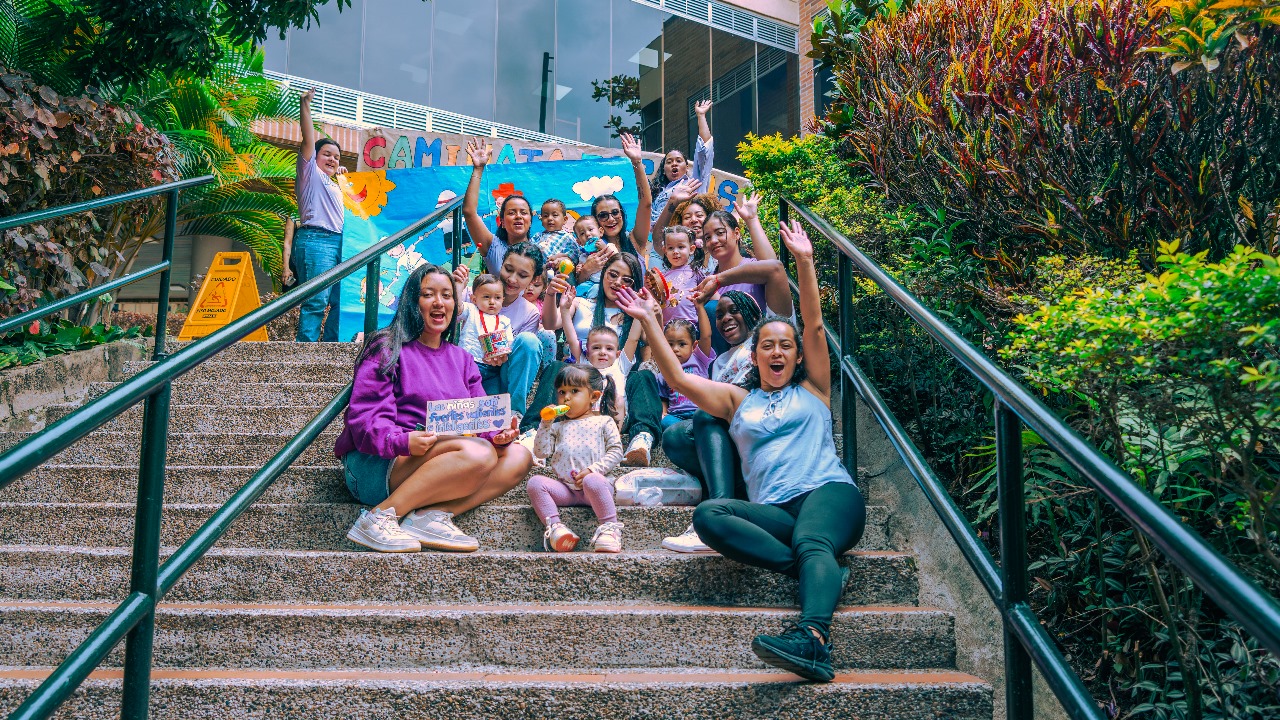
left=797, top=0, right=826, bottom=133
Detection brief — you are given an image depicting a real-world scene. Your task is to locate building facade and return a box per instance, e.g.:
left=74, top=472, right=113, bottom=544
left=262, top=0, right=802, bottom=174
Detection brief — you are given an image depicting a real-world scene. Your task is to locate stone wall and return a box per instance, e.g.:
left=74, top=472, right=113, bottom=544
left=0, top=340, right=151, bottom=431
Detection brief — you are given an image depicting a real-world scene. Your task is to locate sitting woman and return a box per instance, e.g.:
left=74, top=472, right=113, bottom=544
left=337, top=264, right=532, bottom=554
left=614, top=220, right=866, bottom=683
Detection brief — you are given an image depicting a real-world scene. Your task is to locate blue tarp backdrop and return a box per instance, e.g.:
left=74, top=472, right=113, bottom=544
left=336, top=157, right=637, bottom=340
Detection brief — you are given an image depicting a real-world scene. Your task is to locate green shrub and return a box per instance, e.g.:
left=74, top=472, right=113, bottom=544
left=0, top=317, right=145, bottom=370
left=819, top=0, right=1280, bottom=277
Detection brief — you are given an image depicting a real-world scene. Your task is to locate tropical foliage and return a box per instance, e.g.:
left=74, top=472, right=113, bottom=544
left=0, top=317, right=145, bottom=370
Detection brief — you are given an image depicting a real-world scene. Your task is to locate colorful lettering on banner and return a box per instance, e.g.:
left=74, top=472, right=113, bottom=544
left=421, top=394, right=512, bottom=436
left=335, top=157, right=639, bottom=340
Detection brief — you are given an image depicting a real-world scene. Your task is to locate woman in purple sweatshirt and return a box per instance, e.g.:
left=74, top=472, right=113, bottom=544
left=336, top=263, right=531, bottom=552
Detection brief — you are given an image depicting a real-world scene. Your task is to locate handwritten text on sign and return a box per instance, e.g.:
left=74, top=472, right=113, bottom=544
left=423, top=394, right=511, bottom=435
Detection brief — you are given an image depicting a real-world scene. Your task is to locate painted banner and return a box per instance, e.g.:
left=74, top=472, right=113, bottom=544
left=335, top=157, right=638, bottom=340
left=358, top=128, right=747, bottom=212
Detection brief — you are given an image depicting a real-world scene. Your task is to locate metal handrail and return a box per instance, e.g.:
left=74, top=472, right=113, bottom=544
left=778, top=195, right=1280, bottom=720
left=0, top=175, right=215, bottom=355
left=2, top=196, right=464, bottom=720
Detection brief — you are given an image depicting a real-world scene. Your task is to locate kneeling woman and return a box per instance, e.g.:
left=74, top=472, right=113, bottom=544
left=336, top=264, right=532, bottom=553
left=614, top=220, right=865, bottom=683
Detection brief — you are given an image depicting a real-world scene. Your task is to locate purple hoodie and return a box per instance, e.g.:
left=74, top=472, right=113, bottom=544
left=335, top=338, right=496, bottom=459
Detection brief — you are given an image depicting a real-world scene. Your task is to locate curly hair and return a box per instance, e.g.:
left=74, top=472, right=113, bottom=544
left=739, top=316, right=808, bottom=390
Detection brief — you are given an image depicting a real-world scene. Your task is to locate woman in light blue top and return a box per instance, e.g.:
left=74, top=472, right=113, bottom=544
left=615, top=219, right=865, bottom=684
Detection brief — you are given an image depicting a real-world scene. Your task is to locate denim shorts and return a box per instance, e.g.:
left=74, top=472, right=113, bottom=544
left=343, top=450, right=394, bottom=506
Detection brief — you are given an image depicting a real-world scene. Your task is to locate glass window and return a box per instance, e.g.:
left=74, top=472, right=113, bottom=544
left=760, top=47, right=800, bottom=138
left=609, top=0, right=665, bottom=150
left=710, top=29, right=757, bottom=176
left=431, top=0, right=497, bottom=120
left=495, top=0, right=556, bottom=132
left=813, top=59, right=835, bottom=120
left=661, top=17, right=709, bottom=157
left=553, top=0, right=614, bottom=147
left=361, top=0, right=433, bottom=105
left=287, top=0, right=364, bottom=90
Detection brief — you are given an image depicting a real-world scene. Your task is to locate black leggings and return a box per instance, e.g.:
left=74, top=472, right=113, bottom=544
left=660, top=411, right=742, bottom=500
left=692, top=482, right=866, bottom=639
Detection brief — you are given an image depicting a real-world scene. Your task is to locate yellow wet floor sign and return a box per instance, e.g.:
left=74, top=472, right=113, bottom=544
left=177, top=252, right=269, bottom=342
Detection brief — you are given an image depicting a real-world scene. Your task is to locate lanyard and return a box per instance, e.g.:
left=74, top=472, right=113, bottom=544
left=479, top=312, right=499, bottom=334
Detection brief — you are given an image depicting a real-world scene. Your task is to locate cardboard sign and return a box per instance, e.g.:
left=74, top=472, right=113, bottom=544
left=423, top=394, right=511, bottom=435
left=177, top=252, right=269, bottom=342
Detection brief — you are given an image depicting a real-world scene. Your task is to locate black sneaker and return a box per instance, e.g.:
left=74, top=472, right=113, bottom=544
left=751, top=621, right=835, bottom=683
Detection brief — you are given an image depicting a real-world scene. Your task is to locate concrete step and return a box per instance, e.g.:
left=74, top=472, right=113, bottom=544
left=45, top=402, right=341, bottom=435
left=0, top=433, right=341, bottom=469
left=124, top=360, right=354, bottom=385
left=0, top=667, right=994, bottom=720
left=0, top=601, right=955, bottom=671
left=88, top=381, right=348, bottom=407
left=0, top=502, right=745, bottom=552
left=167, top=341, right=360, bottom=365
left=0, top=547, right=920, bottom=606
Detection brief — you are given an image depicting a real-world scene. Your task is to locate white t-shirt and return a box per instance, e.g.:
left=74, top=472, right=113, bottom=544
left=711, top=342, right=753, bottom=385
left=457, top=302, right=513, bottom=367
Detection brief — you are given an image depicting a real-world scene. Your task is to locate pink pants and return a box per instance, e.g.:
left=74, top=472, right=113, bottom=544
left=527, top=473, right=617, bottom=526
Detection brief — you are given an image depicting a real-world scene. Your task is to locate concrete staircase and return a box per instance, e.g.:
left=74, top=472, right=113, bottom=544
left=0, top=342, right=993, bottom=719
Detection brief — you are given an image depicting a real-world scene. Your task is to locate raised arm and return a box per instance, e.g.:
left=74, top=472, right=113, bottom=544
left=651, top=176, right=699, bottom=256
left=694, top=294, right=713, bottom=358
left=779, top=220, right=830, bottom=401
left=734, top=192, right=777, bottom=262
left=695, top=259, right=794, bottom=319
left=621, top=133, right=652, bottom=259
left=694, top=99, right=712, bottom=145
left=542, top=273, right=572, bottom=332
left=615, top=288, right=745, bottom=421
left=463, top=138, right=496, bottom=258
left=299, top=89, right=317, bottom=161
left=559, top=289, right=582, bottom=363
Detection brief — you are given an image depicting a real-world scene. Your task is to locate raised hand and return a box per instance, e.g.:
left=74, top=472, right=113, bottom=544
left=547, top=273, right=572, bottom=296
left=301, top=88, right=316, bottom=107
left=492, top=416, right=519, bottom=446
left=692, top=273, right=720, bottom=301
left=451, top=264, right=470, bottom=289
left=466, top=138, right=492, bottom=168
left=734, top=191, right=762, bottom=222
left=558, top=283, right=577, bottom=312
left=694, top=99, right=713, bottom=116
left=778, top=219, right=814, bottom=262
left=668, top=176, right=701, bottom=204
left=614, top=286, right=658, bottom=322
left=620, top=133, right=643, bottom=163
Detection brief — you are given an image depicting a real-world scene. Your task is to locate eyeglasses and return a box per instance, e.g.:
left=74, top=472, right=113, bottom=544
left=605, top=270, right=635, bottom=287
left=595, top=209, right=623, bottom=220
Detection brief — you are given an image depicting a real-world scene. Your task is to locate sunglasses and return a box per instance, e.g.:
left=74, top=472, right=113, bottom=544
left=595, top=209, right=623, bottom=221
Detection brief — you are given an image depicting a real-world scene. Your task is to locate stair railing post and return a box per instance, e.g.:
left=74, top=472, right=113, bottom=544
left=120, top=382, right=171, bottom=720
left=778, top=199, right=791, bottom=270
left=838, top=252, right=857, bottom=474
left=997, top=401, right=1033, bottom=719
left=364, top=257, right=381, bottom=339
left=152, top=189, right=179, bottom=360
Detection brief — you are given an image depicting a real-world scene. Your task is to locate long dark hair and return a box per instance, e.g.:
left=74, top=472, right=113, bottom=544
left=591, top=194, right=638, bottom=257
left=502, top=241, right=546, bottom=278
left=493, top=194, right=533, bottom=246
left=649, top=149, right=685, bottom=194
left=740, top=316, right=807, bottom=390
left=356, top=263, right=460, bottom=377
left=593, top=252, right=643, bottom=344
left=553, top=364, right=618, bottom=423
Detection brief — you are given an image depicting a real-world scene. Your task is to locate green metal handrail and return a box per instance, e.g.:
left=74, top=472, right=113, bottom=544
left=1, top=195, right=464, bottom=720
left=777, top=195, right=1280, bottom=720
left=0, top=176, right=215, bottom=357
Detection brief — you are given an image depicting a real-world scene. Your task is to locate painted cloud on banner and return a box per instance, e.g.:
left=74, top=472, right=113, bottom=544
left=572, top=175, right=624, bottom=202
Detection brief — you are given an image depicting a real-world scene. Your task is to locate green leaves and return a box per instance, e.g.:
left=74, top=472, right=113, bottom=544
left=0, top=316, right=143, bottom=370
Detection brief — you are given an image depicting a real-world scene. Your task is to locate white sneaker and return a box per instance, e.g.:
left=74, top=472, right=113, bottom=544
left=661, top=523, right=716, bottom=554
left=346, top=507, right=421, bottom=553
left=591, top=521, right=625, bottom=553
left=623, top=432, right=653, bottom=466
left=400, top=509, right=480, bottom=552
left=543, top=522, right=580, bottom=552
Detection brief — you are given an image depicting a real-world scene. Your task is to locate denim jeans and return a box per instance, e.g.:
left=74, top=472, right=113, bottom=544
left=479, top=331, right=544, bottom=421
left=292, top=226, right=343, bottom=342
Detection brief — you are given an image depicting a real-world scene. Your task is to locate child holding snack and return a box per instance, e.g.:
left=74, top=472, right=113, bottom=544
left=528, top=365, right=626, bottom=553
left=533, top=199, right=581, bottom=263
left=458, top=274, right=514, bottom=370
left=656, top=300, right=714, bottom=428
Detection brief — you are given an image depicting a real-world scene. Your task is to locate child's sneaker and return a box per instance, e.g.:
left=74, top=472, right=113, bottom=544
left=346, top=507, right=421, bottom=553
left=399, top=509, right=479, bottom=552
left=591, top=521, right=625, bottom=553
left=543, top=522, right=580, bottom=552
left=623, top=432, right=653, bottom=466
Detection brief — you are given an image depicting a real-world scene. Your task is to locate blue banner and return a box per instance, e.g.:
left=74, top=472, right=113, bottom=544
left=336, top=157, right=638, bottom=340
